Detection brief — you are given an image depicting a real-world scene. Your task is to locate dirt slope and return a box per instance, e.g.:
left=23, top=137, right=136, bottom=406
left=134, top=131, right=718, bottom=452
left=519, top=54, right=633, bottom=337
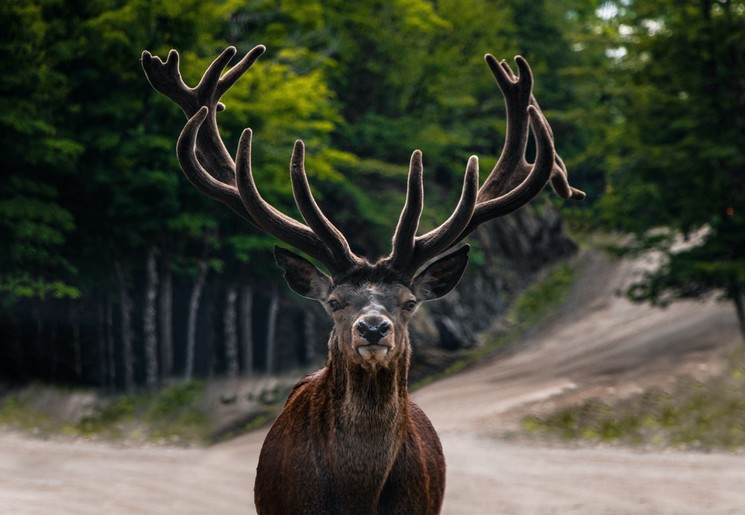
left=415, top=252, right=744, bottom=514
left=1, top=253, right=742, bottom=514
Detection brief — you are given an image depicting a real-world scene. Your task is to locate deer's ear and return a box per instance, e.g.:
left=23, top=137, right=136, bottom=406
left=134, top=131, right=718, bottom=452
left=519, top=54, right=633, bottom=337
left=411, top=245, right=469, bottom=301
left=274, top=246, right=332, bottom=301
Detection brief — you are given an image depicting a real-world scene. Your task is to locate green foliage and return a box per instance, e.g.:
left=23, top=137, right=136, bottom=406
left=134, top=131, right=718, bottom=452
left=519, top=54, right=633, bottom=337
left=0, top=178, right=80, bottom=305
left=1, top=0, right=597, bottom=286
left=594, top=0, right=745, bottom=335
left=0, top=1, right=82, bottom=307
left=523, top=351, right=745, bottom=450
left=226, top=234, right=276, bottom=265
left=0, top=0, right=605, bottom=385
left=507, top=264, right=575, bottom=327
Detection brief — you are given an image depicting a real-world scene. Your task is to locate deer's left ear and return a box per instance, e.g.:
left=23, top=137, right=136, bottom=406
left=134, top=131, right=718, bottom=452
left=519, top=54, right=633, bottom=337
left=411, top=245, right=469, bottom=301
left=274, top=246, right=332, bottom=301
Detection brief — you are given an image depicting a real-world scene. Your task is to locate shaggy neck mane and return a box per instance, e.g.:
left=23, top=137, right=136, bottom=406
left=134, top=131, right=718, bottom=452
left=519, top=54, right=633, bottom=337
left=314, top=330, right=412, bottom=511
left=326, top=329, right=411, bottom=412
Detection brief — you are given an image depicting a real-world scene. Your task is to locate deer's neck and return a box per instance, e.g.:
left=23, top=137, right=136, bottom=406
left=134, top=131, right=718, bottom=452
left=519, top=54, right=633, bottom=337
left=327, top=329, right=411, bottom=418
left=319, top=330, right=412, bottom=508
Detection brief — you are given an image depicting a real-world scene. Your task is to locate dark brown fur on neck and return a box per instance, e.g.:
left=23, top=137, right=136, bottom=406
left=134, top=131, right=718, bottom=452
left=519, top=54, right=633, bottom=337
left=255, top=329, right=444, bottom=515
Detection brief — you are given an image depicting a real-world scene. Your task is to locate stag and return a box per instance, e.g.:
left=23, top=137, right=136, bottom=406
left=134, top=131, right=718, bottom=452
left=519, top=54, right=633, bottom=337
left=142, top=43, right=583, bottom=515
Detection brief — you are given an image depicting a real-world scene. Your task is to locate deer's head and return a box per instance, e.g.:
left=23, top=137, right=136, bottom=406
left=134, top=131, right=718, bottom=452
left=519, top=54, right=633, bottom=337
left=141, top=45, right=584, bottom=372
left=274, top=244, right=468, bottom=370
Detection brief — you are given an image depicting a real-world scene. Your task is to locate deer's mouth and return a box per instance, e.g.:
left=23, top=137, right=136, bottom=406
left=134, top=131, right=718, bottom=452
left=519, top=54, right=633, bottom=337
left=355, top=343, right=391, bottom=360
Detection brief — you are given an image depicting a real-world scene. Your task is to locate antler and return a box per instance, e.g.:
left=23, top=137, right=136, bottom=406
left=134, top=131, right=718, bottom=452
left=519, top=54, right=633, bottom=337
left=141, top=47, right=363, bottom=274
left=384, top=55, right=585, bottom=276
left=142, top=46, right=583, bottom=279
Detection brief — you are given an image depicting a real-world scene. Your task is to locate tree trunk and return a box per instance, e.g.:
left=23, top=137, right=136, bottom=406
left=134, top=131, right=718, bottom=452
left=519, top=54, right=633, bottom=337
left=240, top=285, right=254, bottom=376
left=97, top=300, right=107, bottom=387
left=71, top=302, right=82, bottom=380
left=159, top=251, right=174, bottom=380
left=114, top=258, right=135, bottom=393
left=143, top=245, right=159, bottom=390
left=731, top=280, right=745, bottom=344
left=184, top=253, right=209, bottom=381
left=9, top=314, right=25, bottom=379
left=265, top=283, right=280, bottom=375
left=106, top=295, right=116, bottom=390
left=50, top=320, right=57, bottom=383
left=33, top=304, right=44, bottom=378
left=224, top=285, right=239, bottom=378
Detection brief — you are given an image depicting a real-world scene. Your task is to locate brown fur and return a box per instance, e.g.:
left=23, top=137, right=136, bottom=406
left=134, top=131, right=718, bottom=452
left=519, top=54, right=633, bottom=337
left=254, top=334, right=444, bottom=515
left=254, top=254, right=460, bottom=514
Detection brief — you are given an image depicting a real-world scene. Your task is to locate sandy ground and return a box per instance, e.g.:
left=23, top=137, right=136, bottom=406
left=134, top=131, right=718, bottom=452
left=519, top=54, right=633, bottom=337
left=1, top=253, right=743, bottom=514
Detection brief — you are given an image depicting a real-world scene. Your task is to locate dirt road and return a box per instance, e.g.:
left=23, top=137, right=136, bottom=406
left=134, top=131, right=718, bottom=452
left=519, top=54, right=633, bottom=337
left=1, top=253, right=743, bottom=514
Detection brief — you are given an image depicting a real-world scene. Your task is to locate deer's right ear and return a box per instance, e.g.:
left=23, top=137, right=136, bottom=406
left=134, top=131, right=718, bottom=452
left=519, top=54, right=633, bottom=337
left=274, top=246, right=332, bottom=301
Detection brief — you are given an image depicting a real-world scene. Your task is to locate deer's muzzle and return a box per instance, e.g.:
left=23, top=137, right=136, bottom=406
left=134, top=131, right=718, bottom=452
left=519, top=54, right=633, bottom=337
left=353, top=315, right=394, bottom=360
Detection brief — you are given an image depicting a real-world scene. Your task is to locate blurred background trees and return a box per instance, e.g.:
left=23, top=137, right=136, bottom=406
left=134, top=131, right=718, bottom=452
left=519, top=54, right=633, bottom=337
left=595, top=0, right=745, bottom=337
left=1, top=0, right=742, bottom=390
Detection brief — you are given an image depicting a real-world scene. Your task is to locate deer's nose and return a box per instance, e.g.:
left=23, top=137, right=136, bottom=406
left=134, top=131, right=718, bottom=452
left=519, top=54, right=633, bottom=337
left=356, top=318, right=391, bottom=344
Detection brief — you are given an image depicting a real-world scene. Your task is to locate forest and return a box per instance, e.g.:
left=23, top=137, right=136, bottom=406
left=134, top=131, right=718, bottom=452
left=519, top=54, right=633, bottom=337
left=1, top=0, right=743, bottom=392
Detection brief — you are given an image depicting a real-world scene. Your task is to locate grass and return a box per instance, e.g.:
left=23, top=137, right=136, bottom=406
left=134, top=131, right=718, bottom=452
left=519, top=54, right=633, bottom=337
left=0, top=397, right=59, bottom=434
left=0, top=381, right=211, bottom=445
left=0, top=378, right=298, bottom=446
left=506, top=263, right=575, bottom=328
left=522, top=350, right=745, bottom=451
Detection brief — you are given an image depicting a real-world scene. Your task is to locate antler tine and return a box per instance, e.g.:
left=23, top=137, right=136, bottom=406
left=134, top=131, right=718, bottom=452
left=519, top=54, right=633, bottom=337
left=142, top=45, right=266, bottom=115
left=399, top=156, right=479, bottom=276
left=234, top=129, right=340, bottom=271
left=290, top=140, right=363, bottom=271
left=477, top=55, right=534, bottom=201
left=387, top=151, right=424, bottom=270
left=458, top=56, right=585, bottom=235
left=465, top=104, right=556, bottom=229
left=527, top=96, right=586, bottom=201
left=217, top=45, right=266, bottom=98
left=176, top=107, right=256, bottom=223
left=141, top=49, right=193, bottom=109
left=192, top=46, right=237, bottom=107
left=142, top=45, right=266, bottom=185
left=551, top=153, right=586, bottom=200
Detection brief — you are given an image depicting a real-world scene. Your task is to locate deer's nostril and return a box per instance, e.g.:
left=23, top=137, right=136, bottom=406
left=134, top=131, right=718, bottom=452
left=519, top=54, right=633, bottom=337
left=378, top=321, right=390, bottom=336
left=357, top=320, right=371, bottom=336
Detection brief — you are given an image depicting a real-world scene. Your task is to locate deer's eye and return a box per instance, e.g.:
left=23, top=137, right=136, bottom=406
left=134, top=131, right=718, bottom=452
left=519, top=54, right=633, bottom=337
left=328, top=299, right=342, bottom=311
left=402, top=300, right=418, bottom=311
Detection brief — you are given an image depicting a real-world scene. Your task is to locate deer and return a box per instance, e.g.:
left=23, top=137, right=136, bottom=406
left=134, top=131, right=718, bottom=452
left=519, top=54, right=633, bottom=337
left=142, top=43, right=584, bottom=515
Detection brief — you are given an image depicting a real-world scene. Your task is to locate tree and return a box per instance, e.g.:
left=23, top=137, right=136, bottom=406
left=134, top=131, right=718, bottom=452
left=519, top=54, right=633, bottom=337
left=0, top=0, right=602, bottom=387
left=0, top=0, right=82, bottom=308
left=599, top=0, right=745, bottom=340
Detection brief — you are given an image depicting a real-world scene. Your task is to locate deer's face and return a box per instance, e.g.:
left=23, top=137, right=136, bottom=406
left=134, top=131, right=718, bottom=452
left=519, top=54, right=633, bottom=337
left=324, top=280, right=417, bottom=369
left=274, top=246, right=470, bottom=371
